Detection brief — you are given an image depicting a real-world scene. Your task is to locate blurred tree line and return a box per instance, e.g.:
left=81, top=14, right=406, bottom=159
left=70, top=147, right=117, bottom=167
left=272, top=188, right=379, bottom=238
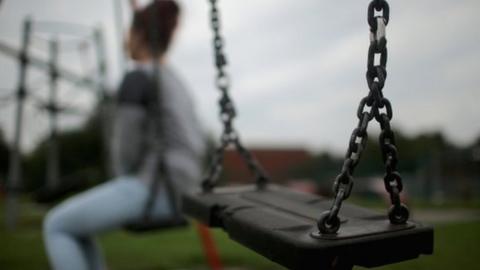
left=0, top=106, right=108, bottom=199
left=0, top=106, right=479, bottom=202
left=290, top=132, right=480, bottom=201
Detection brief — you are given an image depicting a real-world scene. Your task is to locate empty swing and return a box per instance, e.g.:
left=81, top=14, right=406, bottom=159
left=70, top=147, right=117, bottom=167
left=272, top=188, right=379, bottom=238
left=182, top=0, right=433, bottom=269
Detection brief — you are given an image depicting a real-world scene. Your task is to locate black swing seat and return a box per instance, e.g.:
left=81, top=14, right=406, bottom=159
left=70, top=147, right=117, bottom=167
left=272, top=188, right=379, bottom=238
left=125, top=216, right=188, bottom=233
left=183, top=184, right=433, bottom=269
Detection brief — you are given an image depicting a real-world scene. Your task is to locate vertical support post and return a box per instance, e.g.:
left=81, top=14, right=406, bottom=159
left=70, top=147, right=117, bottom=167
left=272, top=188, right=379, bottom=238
left=46, top=38, right=60, bottom=190
left=93, top=29, right=107, bottom=100
left=113, top=0, right=127, bottom=73
left=5, top=17, right=32, bottom=230
left=93, top=28, right=112, bottom=177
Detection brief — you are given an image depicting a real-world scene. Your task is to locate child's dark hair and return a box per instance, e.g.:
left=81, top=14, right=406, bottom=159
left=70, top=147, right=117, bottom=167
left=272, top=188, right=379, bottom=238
left=131, top=0, right=180, bottom=55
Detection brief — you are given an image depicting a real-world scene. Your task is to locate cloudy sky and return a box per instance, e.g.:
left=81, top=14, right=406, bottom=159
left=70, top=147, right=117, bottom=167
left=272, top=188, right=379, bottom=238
left=0, top=0, right=479, bottom=154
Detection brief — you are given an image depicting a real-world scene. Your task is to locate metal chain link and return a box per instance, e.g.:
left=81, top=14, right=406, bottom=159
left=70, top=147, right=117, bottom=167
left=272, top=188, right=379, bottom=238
left=318, top=0, right=409, bottom=234
left=201, top=0, right=269, bottom=192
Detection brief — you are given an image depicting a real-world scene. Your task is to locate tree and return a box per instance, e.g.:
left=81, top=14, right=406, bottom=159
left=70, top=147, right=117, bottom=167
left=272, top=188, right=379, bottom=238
left=24, top=104, right=107, bottom=196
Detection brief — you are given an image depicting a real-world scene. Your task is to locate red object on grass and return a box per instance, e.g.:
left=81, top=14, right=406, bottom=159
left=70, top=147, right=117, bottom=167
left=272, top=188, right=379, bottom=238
left=196, top=222, right=223, bottom=270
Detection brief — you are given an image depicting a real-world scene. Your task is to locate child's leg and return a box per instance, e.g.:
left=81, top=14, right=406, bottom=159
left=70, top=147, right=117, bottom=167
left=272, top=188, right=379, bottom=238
left=43, top=177, right=149, bottom=270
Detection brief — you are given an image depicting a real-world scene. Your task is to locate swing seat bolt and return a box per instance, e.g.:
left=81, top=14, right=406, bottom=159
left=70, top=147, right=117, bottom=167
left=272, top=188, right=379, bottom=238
left=318, top=211, right=340, bottom=234
left=388, top=204, right=409, bottom=225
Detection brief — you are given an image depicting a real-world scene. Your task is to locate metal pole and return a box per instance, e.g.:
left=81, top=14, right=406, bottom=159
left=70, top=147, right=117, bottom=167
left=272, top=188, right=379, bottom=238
left=113, top=0, right=127, bottom=73
left=46, top=38, right=60, bottom=191
left=93, top=29, right=107, bottom=100
left=0, top=41, right=96, bottom=90
left=93, top=28, right=112, bottom=177
left=32, top=21, right=95, bottom=37
left=5, top=17, right=32, bottom=230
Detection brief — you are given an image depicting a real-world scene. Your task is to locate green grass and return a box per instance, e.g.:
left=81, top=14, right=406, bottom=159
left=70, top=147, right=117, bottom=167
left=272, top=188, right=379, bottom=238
left=348, top=196, right=480, bottom=210
left=101, top=227, right=279, bottom=270
left=366, top=221, right=480, bottom=270
left=0, top=218, right=278, bottom=270
left=1, top=200, right=479, bottom=269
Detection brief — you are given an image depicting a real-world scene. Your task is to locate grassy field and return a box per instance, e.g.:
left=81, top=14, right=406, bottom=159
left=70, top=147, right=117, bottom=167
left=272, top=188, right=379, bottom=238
left=1, top=199, right=479, bottom=270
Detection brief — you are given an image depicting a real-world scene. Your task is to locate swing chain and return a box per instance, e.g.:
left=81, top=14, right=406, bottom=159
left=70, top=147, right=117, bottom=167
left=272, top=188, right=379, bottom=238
left=202, top=0, right=269, bottom=192
left=367, top=0, right=409, bottom=226
left=318, top=0, right=409, bottom=234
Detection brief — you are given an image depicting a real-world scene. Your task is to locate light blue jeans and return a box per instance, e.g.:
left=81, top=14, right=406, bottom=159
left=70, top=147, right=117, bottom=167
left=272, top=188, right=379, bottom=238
left=43, top=176, right=172, bottom=270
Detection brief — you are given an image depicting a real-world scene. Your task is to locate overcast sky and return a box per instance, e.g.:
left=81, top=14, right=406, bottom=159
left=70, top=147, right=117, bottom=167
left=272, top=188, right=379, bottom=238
left=0, top=0, right=479, bottom=154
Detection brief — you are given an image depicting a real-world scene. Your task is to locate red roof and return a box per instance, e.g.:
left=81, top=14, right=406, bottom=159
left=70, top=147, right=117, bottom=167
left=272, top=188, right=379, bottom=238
left=223, top=148, right=312, bottom=184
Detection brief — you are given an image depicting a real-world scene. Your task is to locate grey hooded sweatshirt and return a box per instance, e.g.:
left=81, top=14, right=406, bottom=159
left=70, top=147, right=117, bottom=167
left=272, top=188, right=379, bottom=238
left=111, top=64, right=206, bottom=196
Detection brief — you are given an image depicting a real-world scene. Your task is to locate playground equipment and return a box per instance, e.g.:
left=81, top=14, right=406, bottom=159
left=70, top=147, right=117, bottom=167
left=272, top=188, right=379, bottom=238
left=1, top=17, right=108, bottom=228
left=183, top=1, right=434, bottom=269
